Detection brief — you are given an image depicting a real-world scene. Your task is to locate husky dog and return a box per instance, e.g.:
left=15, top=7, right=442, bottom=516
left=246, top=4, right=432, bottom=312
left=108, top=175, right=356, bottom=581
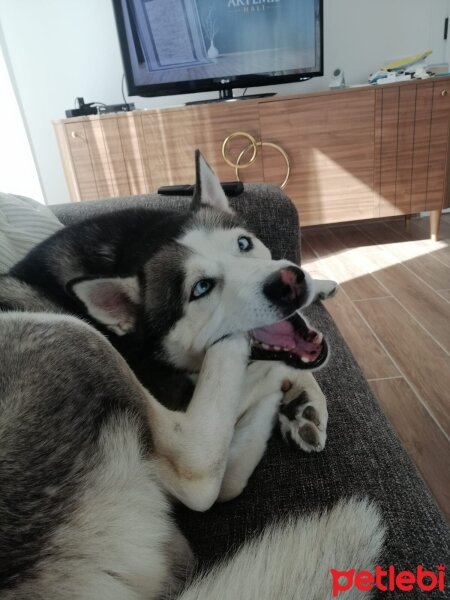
left=0, top=153, right=384, bottom=598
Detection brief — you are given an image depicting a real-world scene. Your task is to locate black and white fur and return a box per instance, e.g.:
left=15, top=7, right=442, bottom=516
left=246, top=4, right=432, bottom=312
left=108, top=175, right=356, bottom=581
left=0, top=153, right=384, bottom=598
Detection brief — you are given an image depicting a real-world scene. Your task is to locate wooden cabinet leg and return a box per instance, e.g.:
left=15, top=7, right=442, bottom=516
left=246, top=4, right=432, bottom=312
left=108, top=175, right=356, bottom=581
left=430, top=210, right=442, bottom=241
left=404, top=215, right=411, bottom=231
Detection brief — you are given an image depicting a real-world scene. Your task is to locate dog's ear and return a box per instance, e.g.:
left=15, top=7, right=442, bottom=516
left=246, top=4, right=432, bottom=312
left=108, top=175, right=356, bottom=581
left=190, top=149, right=233, bottom=214
left=69, top=276, right=140, bottom=336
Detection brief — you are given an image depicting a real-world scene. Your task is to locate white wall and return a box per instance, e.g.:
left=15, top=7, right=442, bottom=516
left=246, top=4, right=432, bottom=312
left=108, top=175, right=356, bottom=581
left=0, top=0, right=448, bottom=205
left=0, top=24, right=43, bottom=202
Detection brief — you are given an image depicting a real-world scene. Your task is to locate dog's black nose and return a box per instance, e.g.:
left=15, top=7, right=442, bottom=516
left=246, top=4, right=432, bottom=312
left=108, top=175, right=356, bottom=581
left=263, top=266, right=306, bottom=308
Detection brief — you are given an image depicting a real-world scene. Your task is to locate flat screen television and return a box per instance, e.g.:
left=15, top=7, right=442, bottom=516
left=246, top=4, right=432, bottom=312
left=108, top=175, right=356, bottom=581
left=112, top=0, right=323, bottom=101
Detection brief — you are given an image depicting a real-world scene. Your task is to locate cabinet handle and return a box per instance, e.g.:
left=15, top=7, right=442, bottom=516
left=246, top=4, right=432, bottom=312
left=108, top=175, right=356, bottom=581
left=237, top=141, right=291, bottom=190
left=441, top=90, right=448, bottom=97
left=222, top=131, right=290, bottom=190
left=222, top=131, right=257, bottom=168
left=70, top=131, right=87, bottom=144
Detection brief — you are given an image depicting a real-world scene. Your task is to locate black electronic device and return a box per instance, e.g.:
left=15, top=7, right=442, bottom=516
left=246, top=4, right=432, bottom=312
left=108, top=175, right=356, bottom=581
left=158, top=182, right=244, bottom=197
left=98, top=102, right=135, bottom=114
left=65, top=98, right=98, bottom=118
left=65, top=107, right=98, bottom=118
left=65, top=98, right=136, bottom=118
left=112, top=0, right=323, bottom=102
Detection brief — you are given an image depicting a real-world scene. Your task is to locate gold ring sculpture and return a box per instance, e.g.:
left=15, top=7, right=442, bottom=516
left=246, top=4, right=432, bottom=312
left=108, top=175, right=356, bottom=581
left=221, top=131, right=258, bottom=169
left=222, top=132, right=290, bottom=189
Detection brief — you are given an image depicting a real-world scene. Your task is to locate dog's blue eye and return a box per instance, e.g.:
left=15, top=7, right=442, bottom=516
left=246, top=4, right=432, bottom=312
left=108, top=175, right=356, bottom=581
left=238, top=236, right=253, bottom=252
left=190, top=278, right=215, bottom=301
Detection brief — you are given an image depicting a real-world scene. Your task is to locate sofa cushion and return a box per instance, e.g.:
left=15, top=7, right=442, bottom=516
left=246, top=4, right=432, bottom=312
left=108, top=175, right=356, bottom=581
left=0, top=192, right=63, bottom=273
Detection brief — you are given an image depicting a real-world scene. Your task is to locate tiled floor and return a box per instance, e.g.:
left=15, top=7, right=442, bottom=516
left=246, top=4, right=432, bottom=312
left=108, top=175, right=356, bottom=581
left=301, top=213, right=450, bottom=520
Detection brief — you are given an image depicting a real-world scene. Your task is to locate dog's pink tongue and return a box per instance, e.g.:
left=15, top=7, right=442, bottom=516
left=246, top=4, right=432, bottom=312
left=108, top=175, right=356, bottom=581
left=251, top=321, right=296, bottom=350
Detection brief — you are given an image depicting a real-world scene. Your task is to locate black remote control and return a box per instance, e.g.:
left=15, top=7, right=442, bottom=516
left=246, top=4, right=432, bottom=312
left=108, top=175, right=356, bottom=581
left=158, top=182, right=244, bottom=197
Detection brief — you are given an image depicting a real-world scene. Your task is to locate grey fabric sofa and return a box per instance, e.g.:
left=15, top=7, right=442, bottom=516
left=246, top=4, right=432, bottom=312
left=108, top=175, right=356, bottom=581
left=52, top=184, right=450, bottom=598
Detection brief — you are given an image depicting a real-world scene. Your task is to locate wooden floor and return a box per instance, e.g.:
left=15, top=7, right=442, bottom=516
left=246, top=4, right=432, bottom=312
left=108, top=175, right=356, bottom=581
left=301, top=213, right=450, bottom=521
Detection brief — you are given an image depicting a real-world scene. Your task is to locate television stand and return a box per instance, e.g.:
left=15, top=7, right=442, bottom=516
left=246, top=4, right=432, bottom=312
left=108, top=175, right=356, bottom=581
left=185, top=91, right=276, bottom=106
left=54, top=77, right=449, bottom=239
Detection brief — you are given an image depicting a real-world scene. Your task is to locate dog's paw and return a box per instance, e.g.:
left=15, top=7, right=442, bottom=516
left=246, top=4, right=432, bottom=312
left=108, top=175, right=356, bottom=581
left=279, top=390, right=327, bottom=452
left=313, top=278, right=338, bottom=301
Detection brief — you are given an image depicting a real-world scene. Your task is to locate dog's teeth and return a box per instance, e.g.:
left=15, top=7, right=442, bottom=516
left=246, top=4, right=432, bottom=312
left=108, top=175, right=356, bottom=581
left=262, top=343, right=270, bottom=350
left=273, top=345, right=281, bottom=351
left=301, top=356, right=311, bottom=363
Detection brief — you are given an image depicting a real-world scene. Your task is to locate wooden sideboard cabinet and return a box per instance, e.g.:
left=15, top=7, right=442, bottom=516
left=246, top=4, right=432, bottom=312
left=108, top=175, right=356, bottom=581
left=54, top=77, right=450, bottom=238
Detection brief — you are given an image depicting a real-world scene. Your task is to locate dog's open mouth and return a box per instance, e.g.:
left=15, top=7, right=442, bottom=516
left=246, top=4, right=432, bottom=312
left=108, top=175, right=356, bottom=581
left=249, top=312, right=328, bottom=370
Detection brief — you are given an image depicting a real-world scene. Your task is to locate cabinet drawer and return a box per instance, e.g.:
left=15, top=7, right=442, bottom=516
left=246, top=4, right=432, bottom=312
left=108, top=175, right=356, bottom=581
left=140, top=102, right=264, bottom=189
left=64, top=122, right=98, bottom=200
left=260, top=89, right=376, bottom=226
left=427, top=82, right=450, bottom=210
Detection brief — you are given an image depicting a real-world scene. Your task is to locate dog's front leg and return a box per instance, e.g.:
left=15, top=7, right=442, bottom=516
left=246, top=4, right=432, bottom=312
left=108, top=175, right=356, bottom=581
left=218, top=362, right=328, bottom=503
left=149, top=335, right=249, bottom=511
left=217, top=390, right=281, bottom=502
left=217, top=361, right=287, bottom=502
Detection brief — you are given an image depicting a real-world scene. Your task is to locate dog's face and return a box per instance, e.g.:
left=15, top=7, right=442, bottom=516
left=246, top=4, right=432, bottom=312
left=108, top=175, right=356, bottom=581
left=71, top=152, right=327, bottom=372
left=161, top=214, right=310, bottom=370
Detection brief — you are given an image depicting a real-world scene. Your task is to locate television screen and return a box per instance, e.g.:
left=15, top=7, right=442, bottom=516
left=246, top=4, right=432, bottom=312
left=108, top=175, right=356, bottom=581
left=113, top=0, right=323, bottom=98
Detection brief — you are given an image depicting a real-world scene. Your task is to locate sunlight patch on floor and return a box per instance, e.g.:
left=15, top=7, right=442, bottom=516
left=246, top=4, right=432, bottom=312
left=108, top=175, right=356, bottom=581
left=303, top=241, right=448, bottom=285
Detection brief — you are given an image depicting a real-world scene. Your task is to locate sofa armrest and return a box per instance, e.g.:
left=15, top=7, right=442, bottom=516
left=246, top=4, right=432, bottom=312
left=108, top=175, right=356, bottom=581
left=51, top=184, right=301, bottom=264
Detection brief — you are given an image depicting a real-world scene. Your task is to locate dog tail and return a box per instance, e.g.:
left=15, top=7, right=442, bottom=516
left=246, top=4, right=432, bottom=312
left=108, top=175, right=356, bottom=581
left=178, top=497, right=385, bottom=600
